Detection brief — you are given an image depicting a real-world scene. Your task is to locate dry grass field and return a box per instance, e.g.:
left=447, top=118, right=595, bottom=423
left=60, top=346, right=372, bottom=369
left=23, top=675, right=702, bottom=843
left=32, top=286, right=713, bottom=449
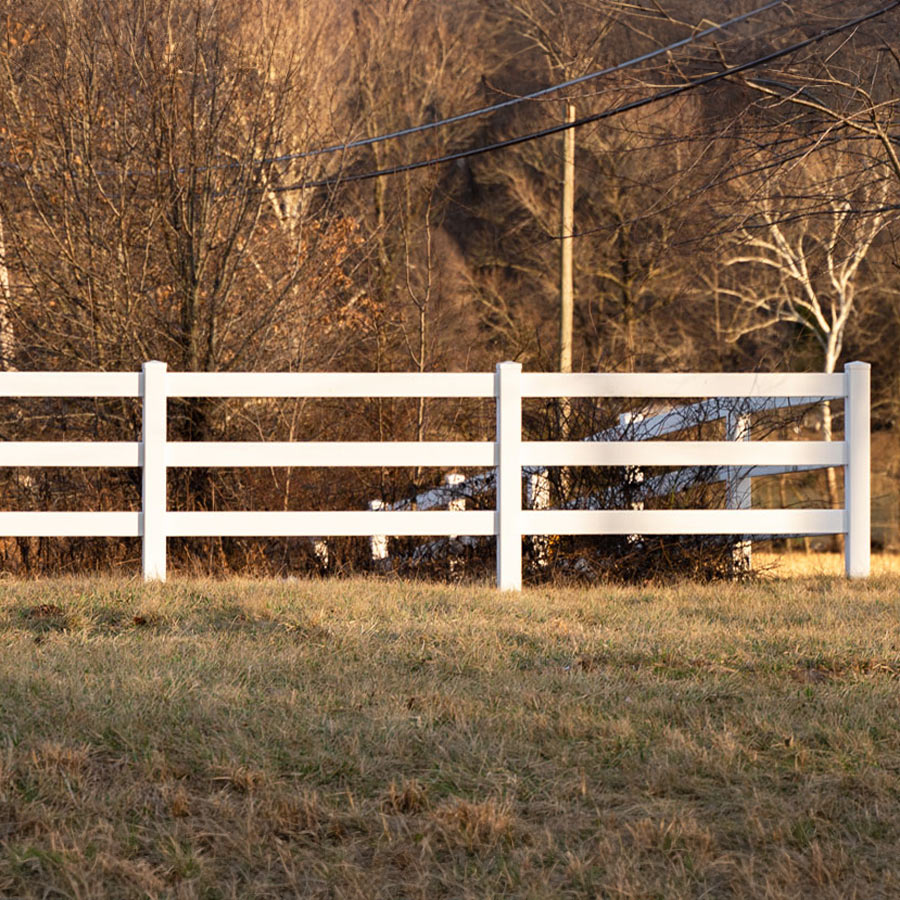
left=1, top=569, right=899, bottom=898
left=754, top=551, right=900, bottom=577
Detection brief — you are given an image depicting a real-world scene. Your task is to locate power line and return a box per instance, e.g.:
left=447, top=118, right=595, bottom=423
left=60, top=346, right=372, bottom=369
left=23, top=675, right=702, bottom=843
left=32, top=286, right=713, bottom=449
left=0, top=0, right=791, bottom=184
left=269, top=0, right=788, bottom=165
left=534, top=129, right=889, bottom=249
left=670, top=203, right=899, bottom=254
left=267, top=1, right=900, bottom=194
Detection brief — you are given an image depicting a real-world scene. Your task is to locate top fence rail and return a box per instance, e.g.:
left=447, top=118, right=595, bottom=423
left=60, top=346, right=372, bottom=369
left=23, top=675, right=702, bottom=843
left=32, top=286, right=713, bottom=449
left=520, top=372, right=846, bottom=398
left=0, top=370, right=848, bottom=399
left=0, top=372, right=142, bottom=397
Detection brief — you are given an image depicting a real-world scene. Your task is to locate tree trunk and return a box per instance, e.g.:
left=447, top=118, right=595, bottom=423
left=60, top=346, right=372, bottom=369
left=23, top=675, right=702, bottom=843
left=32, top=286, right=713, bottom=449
left=0, top=213, right=15, bottom=372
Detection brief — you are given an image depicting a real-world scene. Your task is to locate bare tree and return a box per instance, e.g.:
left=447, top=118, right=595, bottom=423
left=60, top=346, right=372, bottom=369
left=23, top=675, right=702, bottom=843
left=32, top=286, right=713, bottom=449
left=721, top=145, right=893, bottom=508
left=0, top=0, right=374, bottom=559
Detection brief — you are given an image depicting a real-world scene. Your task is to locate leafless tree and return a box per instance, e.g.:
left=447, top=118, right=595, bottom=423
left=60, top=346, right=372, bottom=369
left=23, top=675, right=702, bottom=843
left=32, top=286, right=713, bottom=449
left=721, top=144, right=894, bottom=508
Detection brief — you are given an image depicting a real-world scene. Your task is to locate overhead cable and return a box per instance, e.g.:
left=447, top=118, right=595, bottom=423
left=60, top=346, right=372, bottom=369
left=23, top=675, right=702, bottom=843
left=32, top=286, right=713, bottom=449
left=267, top=0, right=899, bottom=194
left=271, top=0, right=788, bottom=165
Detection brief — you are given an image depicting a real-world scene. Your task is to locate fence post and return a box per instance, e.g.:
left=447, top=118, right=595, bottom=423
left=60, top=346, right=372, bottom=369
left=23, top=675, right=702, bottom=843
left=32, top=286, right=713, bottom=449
left=621, top=412, right=646, bottom=546
left=496, top=361, right=522, bottom=590
left=141, top=360, right=167, bottom=581
left=312, top=538, right=330, bottom=571
left=368, top=499, right=389, bottom=567
left=726, top=409, right=752, bottom=573
left=845, top=361, right=870, bottom=578
left=445, top=472, right=466, bottom=575
left=445, top=472, right=466, bottom=534
left=527, top=468, right=551, bottom=568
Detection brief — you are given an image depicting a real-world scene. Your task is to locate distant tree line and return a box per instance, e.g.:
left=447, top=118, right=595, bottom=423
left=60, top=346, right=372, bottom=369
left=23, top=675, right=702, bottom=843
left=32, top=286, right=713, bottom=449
left=0, top=0, right=896, bottom=574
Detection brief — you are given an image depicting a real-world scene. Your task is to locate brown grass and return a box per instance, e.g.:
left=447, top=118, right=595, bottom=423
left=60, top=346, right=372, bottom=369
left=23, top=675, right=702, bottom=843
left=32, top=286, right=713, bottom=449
left=0, top=574, right=899, bottom=897
left=756, top=550, right=900, bottom=577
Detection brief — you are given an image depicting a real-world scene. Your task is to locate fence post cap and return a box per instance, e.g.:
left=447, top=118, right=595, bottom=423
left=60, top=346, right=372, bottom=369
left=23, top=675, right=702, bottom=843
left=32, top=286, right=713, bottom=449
left=142, top=360, right=168, bottom=370
left=495, top=360, right=522, bottom=371
left=844, top=361, right=870, bottom=371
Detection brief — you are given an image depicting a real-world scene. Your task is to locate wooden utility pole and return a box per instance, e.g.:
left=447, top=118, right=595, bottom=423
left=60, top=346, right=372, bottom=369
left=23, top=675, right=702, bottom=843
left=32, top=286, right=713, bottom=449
left=559, top=102, right=575, bottom=376
left=0, top=214, right=15, bottom=372
left=558, top=103, right=575, bottom=450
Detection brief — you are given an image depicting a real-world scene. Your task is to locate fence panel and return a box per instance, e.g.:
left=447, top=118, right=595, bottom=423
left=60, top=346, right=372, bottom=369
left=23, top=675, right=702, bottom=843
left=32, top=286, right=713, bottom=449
left=0, top=361, right=870, bottom=585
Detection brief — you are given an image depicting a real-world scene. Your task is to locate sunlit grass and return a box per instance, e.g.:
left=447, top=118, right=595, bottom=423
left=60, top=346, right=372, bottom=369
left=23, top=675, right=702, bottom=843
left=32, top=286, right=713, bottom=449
left=756, top=550, right=900, bottom=577
left=1, top=575, right=899, bottom=897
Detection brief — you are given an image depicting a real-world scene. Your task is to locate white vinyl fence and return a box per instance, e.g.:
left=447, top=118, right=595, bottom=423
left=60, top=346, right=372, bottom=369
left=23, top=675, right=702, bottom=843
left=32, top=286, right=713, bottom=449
left=395, top=390, right=850, bottom=571
left=0, top=361, right=870, bottom=587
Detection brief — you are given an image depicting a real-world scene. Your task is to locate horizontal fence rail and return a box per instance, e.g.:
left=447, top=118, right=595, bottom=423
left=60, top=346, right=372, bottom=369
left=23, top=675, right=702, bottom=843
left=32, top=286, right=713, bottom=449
left=519, top=441, right=846, bottom=468
left=165, top=442, right=497, bottom=468
left=0, top=372, right=141, bottom=397
left=520, top=372, right=847, bottom=399
left=167, top=372, right=497, bottom=398
left=2, top=443, right=142, bottom=467
left=0, top=361, right=870, bottom=587
left=165, top=510, right=497, bottom=538
left=520, top=509, right=845, bottom=536
left=0, top=512, right=142, bottom=537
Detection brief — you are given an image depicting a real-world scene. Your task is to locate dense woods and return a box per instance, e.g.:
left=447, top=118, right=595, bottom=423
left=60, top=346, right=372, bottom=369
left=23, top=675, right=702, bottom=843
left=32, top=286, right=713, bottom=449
left=0, top=0, right=897, bottom=574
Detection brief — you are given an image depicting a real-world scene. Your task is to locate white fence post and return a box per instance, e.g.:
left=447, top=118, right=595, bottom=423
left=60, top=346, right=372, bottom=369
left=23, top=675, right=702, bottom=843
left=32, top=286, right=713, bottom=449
left=141, top=360, right=167, bottom=581
left=625, top=465, right=645, bottom=546
left=527, top=468, right=551, bottom=568
left=620, top=413, right=645, bottom=545
left=312, top=538, right=330, bottom=570
left=445, top=472, right=466, bottom=531
left=445, top=472, right=466, bottom=575
left=845, top=361, right=870, bottom=578
left=726, top=409, right=752, bottom=572
left=496, top=361, right=522, bottom=590
left=368, top=499, right=389, bottom=565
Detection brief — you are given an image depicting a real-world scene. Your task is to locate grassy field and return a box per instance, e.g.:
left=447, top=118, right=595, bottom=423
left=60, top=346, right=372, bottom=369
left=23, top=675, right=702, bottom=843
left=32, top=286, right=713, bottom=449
left=754, top=550, right=900, bottom=577
left=1, top=571, right=900, bottom=898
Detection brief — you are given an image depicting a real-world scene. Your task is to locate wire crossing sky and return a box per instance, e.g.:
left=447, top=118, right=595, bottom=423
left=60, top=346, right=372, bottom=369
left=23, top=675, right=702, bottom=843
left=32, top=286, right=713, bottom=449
left=268, top=0, right=899, bottom=194
left=268, top=0, right=788, bottom=165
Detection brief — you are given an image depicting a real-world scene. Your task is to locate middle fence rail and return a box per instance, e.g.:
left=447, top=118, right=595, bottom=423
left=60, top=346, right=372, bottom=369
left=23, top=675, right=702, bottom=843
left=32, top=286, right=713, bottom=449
left=0, top=361, right=870, bottom=587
